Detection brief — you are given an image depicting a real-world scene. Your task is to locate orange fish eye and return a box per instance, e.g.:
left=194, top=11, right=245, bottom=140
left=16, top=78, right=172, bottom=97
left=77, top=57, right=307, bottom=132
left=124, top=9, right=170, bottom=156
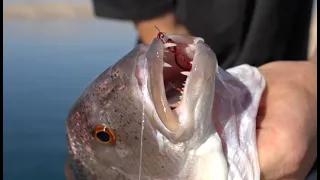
left=93, top=124, right=116, bottom=145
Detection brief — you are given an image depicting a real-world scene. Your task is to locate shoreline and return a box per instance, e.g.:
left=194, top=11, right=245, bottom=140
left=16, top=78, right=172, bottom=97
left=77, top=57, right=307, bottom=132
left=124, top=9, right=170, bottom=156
left=3, top=2, right=95, bottom=20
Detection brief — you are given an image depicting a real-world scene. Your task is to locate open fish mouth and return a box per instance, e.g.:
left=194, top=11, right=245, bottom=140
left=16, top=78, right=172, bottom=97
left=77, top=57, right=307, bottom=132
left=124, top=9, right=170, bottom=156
left=135, top=34, right=217, bottom=141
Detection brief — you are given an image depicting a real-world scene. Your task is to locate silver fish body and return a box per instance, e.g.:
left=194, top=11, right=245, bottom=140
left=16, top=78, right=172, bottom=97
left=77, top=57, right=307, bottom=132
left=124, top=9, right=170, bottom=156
left=65, top=35, right=265, bottom=180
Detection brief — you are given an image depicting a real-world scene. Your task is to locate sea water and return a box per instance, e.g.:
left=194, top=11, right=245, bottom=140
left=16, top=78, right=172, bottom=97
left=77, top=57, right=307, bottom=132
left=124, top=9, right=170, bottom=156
left=3, top=19, right=136, bottom=180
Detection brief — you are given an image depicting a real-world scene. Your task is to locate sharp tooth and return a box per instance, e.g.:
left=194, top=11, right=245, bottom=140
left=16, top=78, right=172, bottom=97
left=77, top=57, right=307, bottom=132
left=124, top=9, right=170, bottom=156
left=193, top=37, right=204, bottom=43
left=164, top=62, right=172, bottom=67
left=188, top=44, right=196, bottom=51
left=190, top=61, right=193, bottom=64
left=180, top=71, right=190, bottom=76
left=164, top=43, right=177, bottom=48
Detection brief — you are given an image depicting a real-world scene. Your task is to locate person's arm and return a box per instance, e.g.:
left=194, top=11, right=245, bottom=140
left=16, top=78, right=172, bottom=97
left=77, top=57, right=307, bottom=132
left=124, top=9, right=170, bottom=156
left=92, top=0, right=189, bottom=44
left=134, top=12, right=190, bottom=44
left=92, top=0, right=190, bottom=44
left=92, top=0, right=174, bottom=20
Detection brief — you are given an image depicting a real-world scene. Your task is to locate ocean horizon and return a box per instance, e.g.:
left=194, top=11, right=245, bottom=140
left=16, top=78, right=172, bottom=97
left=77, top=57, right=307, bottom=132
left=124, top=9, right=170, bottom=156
left=4, top=19, right=137, bottom=180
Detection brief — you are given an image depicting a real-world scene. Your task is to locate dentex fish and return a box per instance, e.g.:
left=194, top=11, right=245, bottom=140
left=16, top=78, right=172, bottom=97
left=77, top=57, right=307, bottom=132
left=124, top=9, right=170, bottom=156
left=65, top=33, right=266, bottom=180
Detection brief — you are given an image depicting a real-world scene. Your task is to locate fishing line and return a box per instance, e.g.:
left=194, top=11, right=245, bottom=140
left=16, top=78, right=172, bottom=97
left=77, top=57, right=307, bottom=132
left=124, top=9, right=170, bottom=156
left=138, top=57, right=148, bottom=180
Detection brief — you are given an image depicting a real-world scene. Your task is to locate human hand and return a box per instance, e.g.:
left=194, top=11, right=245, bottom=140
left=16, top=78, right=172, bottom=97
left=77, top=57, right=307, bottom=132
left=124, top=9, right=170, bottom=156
left=257, top=61, right=317, bottom=180
left=135, top=12, right=190, bottom=44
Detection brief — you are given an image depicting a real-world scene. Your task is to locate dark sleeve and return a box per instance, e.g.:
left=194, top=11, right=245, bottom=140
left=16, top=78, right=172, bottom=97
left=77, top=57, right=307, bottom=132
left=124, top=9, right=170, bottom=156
left=92, top=0, right=176, bottom=21
left=282, top=0, right=314, bottom=60
left=306, top=159, right=317, bottom=180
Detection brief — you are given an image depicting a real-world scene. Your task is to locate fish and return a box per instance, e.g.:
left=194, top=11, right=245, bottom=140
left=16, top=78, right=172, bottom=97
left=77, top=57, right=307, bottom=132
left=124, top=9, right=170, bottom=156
left=65, top=33, right=266, bottom=180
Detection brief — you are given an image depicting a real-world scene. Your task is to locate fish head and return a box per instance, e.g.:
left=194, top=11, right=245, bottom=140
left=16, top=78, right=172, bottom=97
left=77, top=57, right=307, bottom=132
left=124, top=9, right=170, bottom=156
left=66, top=35, right=218, bottom=179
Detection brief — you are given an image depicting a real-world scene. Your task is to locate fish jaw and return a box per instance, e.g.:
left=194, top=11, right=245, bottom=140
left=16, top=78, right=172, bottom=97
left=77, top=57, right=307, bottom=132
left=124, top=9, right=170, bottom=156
left=66, top=44, right=193, bottom=179
left=65, top=44, right=157, bottom=179
left=136, top=36, right=218, bottom=144
left=66, top=35, right=223, bottom=179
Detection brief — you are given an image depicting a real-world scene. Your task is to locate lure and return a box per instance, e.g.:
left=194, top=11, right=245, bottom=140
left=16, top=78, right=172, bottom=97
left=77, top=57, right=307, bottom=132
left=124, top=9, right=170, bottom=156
left=155, top=26, right=192, bottom=71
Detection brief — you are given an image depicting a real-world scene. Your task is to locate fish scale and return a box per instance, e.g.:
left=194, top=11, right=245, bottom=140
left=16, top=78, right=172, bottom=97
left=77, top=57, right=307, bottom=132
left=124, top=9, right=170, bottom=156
left=65, top=36, right=263, bottom=180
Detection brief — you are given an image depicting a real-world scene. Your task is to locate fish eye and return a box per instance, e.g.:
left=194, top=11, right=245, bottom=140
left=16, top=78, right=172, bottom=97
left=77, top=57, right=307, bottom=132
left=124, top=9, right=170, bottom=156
left=93, top=124, right=116, bottom=145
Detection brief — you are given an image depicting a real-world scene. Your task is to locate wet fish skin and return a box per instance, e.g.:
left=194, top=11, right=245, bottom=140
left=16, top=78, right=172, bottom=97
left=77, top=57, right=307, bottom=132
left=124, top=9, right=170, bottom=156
left=66, top=38, right=227, bottom=179
left=65, top=36, right=265, bottom=180
left=65, top=42, right=217, bottom=179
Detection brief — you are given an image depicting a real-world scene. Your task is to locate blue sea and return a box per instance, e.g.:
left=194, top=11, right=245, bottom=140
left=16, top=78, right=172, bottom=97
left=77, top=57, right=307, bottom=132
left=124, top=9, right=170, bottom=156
left=3, top=20, right=137, bottom=180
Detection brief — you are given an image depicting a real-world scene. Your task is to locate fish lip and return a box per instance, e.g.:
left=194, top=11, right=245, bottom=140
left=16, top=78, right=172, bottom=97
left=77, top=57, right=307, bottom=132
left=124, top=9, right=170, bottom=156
left=135, top=37, right=217, bottom=142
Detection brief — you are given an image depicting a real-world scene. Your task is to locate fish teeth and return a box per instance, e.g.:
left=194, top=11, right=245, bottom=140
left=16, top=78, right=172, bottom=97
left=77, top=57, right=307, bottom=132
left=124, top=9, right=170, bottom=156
left=164, top=62, right=172, bottom=67
left=188, top=44, right=196, bottom=51
left=164, top=43, right=177, bottom=48
left=193, top=37, right=204, bottom=43
left=180, top=71, right=190, bottom=76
